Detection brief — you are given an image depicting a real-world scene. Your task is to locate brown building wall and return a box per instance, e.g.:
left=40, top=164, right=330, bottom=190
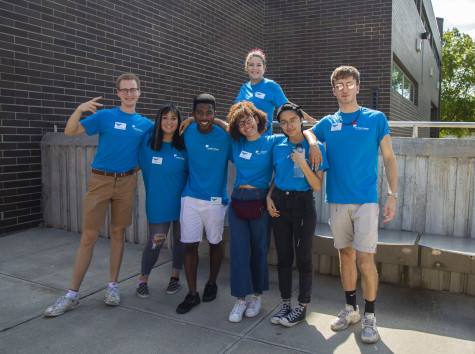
left=0, top=0, right=442, bottom=234
left=0, top=0, right=264, bottom=234
left=390, top=0, right=441, bottom=137
left=264, top=0, right=393, bottom=120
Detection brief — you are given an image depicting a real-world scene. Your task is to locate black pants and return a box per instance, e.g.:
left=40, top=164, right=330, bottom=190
left=271, top=188, right=316, bottom=304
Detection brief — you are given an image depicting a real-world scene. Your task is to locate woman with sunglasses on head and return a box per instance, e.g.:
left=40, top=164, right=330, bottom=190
left=235, top=49, right=316, bottom=135
left=267, top=102, right=329, bottom=328
left=135, top=103, right=188, bottom=299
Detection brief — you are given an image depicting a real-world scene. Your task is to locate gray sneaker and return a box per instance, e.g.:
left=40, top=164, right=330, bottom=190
left=331, top=304, right=361, bottom=330
left=166, top=277, right=181, bottom=295
left=270, top=300, right=292, bottom=324
left=361, top=313, right=379, bottom=344
left=44, top=296, right=80, bottom=317
left=104, top=286, right=120, bottom=306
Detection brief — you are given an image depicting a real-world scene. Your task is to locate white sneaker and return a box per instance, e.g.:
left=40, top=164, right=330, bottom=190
left=331, top=304, right=361, bottom=330
left=104, top=286, right=120, bottom=306
left=245, top=295, right=261, bottom=318
left=361, top=313, right=379, bottom=344
left=229, top=299, right=247, bottom=323
left=44, top=296, right=80, bottom=317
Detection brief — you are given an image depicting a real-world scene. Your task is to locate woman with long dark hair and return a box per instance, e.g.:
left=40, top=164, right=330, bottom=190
left=135, top=103, right=188, bottom=298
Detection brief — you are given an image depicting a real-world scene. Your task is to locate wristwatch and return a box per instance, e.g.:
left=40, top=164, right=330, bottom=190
left=387, top=192, right=398, bottom=199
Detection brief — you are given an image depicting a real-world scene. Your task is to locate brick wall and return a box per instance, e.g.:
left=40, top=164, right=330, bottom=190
left=0, top=0, right=264, bottom=234
left=0, top=0, right=442, bottom=234
left=264, top=0, right=393, bottom=121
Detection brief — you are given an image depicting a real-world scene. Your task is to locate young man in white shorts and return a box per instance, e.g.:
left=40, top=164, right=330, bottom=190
left=307, top=66, right=398, bottom=343
left=176, top=93, right=232, bottom=314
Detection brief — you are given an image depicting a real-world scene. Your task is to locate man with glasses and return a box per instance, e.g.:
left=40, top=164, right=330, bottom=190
left=306, top=66, right=397, bottom=343
left=44, top=73, right=153, bottom=317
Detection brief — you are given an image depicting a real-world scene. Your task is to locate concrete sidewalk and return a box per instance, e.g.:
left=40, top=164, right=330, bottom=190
left=0, top=228, right=474, bottom=353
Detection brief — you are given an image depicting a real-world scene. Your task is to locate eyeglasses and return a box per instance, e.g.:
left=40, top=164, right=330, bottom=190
left=334, top=82, right=356, bottom=91
left=238, top=116, right=255, bottom=128
left=118, top=88, right=139, bottom=94
left=279, top=117, right=300, bottom=128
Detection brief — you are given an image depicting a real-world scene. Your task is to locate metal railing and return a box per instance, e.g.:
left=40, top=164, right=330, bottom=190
left=387, top=121, right=475, bottom=138
left=277, top=121, right=475, bottom=138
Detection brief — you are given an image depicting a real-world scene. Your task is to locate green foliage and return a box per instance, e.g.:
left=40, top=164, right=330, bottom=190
left=440, top=28, right=475, bottom=137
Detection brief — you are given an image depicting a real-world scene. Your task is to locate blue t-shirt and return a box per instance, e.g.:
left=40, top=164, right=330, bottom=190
left=235, top=78, right=288, bottom=134
left=139, top=133, right=189, bottom=223
left=232, top=134, right=285, bottom=189
left=312, top=107, right=390, bottom=204
left=182, top=123, right=232, bottom=205
left=81, top=107, right=153, bottom=173
left=272, top=139, right=329, bottom=191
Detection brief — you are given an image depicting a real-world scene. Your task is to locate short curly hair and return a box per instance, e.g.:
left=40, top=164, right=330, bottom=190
left=226, top=101, right=268, bottom=141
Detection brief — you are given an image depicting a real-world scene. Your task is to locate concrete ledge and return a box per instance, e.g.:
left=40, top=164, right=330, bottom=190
left=419, top=233, right=475, bottom=275
left=314, top=223, right=419, bottom=266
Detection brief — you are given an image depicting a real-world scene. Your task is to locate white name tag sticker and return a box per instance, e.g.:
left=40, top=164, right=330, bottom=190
left=239, top=150, right=252, bottom=160
left=331, top=123, right=342, bottom=131
left=114, top=122, right=127, bottom=130
left=255, top=92, right=265, bottom=99
left=152, top=157, right=163, bottom=165
left=210, top=197, right=222, bottom=204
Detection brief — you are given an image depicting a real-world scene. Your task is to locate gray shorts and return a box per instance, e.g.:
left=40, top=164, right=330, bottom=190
left=329, top=203, right=379, bottom=253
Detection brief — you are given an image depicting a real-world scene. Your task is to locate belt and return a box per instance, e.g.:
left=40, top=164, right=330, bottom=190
left=91, top=168, right=134, bottom=178
left=274, top=188, right=312, bottom=198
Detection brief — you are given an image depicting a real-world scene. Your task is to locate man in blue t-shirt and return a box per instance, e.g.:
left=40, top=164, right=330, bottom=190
left=307, top=66, right=397, bottom=344
left=44, top=73, right=153, bottom=317
left=176, top=93, right=232, bottom=314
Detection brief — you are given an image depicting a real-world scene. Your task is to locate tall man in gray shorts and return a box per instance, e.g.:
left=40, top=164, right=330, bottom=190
left=307, top=66, right=397, bottom=343
left=44, top=73, right=153, bottom=317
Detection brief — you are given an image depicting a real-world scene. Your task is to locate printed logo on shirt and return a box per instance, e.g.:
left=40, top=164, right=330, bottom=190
left=114, top=122, right=127, bottom=130
left=205, top=144, right=220, bottom=151
left=132, top=124, right=143, bottom=133
left=151, top=157, right=163, bottom=165
left=239, top=150, right=252, bottom=160
left=174, top=154, right=185, bottom=161
left=255, top=92, right=266, bottom=99
left=255, top=150, right=268, bottom=155
left=210, top=197, right=222, bottom=204
left=331, top=123, right=342, bottom=131
left=353, top=124, right=369, bottom=131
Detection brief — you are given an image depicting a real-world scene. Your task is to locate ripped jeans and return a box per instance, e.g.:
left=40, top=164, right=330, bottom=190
left=141, top=220, right=185, bottom=276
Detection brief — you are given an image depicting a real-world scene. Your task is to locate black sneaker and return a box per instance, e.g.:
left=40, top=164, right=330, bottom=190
left=270, top=300, right=292, bottom=324
left=166, top=277, right=181, bottom=295
left=202, top=282, right=218, bottom=302
left=176, top=292, right=201, bottom=314
left=279, top=304, right=307, bottom=327
left=136, top=282, right=150, bottom=299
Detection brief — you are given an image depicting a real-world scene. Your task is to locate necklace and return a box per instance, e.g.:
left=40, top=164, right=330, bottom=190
left=337, top=107, right=361, bottom=125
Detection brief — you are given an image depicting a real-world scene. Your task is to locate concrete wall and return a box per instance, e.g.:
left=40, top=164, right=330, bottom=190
left=42, top=133, right=475, bottom=240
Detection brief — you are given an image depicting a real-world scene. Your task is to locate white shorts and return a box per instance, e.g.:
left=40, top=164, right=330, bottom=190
left=329, top=203, right=379, bottom=253
left=180, top=196, right=227, bottom=244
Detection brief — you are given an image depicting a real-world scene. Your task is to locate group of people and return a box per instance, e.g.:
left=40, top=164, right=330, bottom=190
left=43, top=49, right=398, bottom=345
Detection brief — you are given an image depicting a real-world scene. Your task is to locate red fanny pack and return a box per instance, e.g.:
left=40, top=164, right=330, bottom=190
left=230, top=198, right=267, bottom=219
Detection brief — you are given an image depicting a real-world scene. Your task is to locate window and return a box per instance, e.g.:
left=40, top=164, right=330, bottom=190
left=392, top=63, right=415, bottom=103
